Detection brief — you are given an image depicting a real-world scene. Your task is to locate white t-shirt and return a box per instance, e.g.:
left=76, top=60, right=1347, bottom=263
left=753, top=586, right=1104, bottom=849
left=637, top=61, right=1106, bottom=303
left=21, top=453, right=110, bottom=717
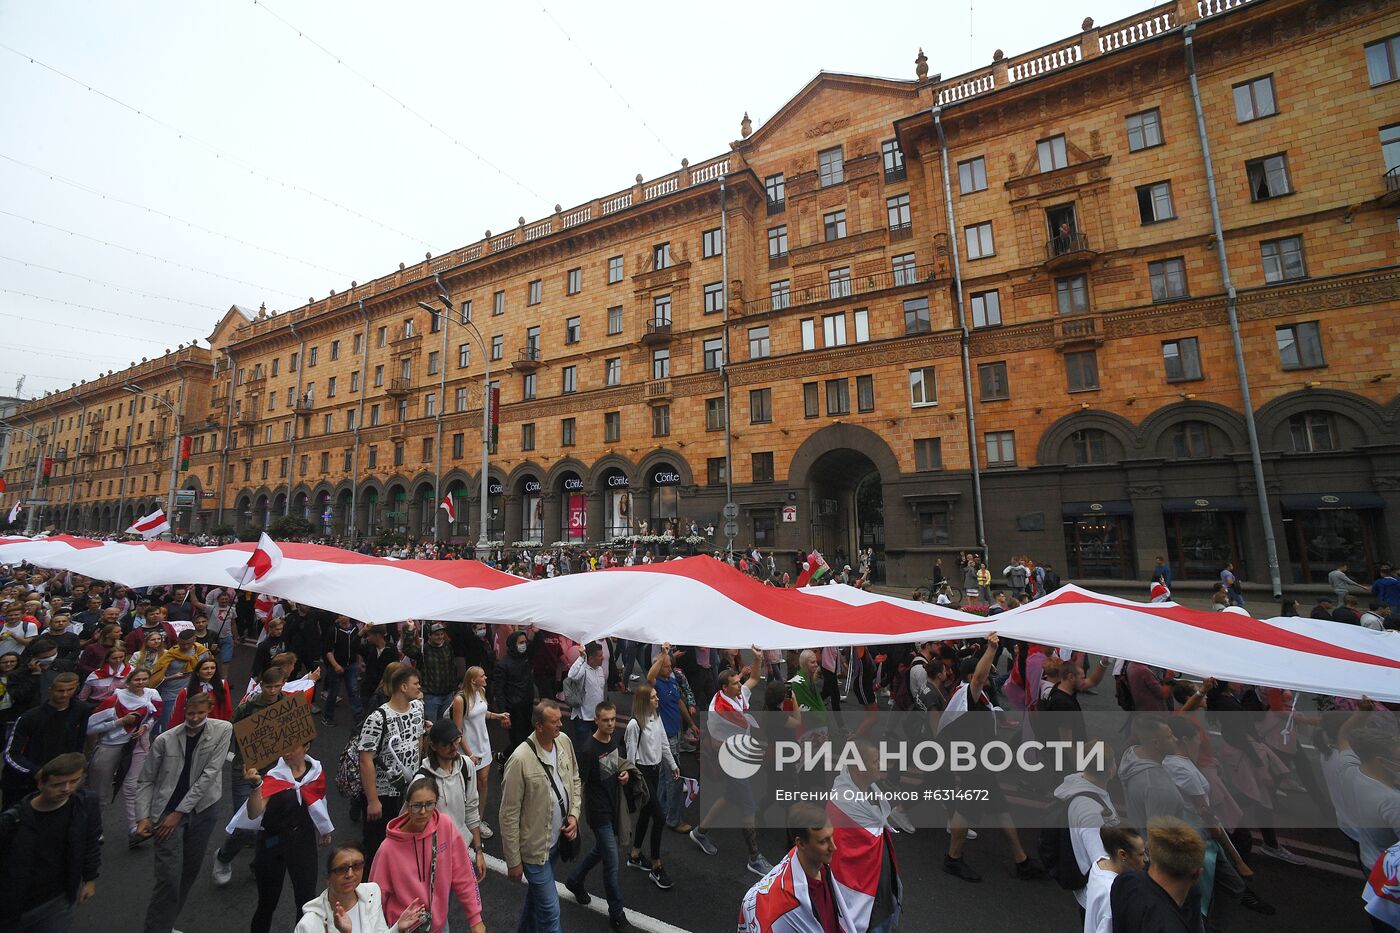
left=539, top=743, right=568, bottom=848
left=347, top=902, right=364, bottom=933
left=0, top=620, right=36, bottom=655
left=1082, top=862, right=1117, bottom=933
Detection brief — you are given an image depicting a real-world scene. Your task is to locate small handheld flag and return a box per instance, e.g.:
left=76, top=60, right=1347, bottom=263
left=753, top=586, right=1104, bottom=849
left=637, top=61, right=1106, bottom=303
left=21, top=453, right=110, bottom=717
left=126, top=508, right=170, bottom=539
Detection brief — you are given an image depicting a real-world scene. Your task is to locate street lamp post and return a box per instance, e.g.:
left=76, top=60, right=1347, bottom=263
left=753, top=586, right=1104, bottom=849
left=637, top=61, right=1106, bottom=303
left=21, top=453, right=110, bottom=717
left=126, top=385, right=181, bottom=537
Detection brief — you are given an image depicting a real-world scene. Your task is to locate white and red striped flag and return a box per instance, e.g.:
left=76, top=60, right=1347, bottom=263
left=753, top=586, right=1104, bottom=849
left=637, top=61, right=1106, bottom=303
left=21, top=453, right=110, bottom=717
left=439, top=492, right=456, bottom=523
left=228, top=532, right=284, bottom=587
left=6, top=501, right=22, bottom=525
left=126, top=508, right=170, bottom=539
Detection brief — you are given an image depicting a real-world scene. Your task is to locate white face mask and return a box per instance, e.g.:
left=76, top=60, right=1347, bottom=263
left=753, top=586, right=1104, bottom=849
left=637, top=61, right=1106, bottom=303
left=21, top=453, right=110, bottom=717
left=515, top=642, right=528, bottom=655
left=474, top=628, right=487, bottom=638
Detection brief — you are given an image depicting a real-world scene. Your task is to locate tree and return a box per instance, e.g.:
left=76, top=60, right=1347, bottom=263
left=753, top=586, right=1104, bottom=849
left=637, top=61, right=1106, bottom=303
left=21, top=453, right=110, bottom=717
left=208, top=523, right=235, bottom=538
left=268, top=514, right=314, bottom=540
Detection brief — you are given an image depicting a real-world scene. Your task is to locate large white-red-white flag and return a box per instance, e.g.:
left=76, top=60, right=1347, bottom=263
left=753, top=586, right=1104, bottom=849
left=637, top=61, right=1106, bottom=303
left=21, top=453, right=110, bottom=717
left=228, top=532, right=284, bottom=587
left=126, top=508, right=170, bottom=539
left=439, top=492, right=456, bottom=523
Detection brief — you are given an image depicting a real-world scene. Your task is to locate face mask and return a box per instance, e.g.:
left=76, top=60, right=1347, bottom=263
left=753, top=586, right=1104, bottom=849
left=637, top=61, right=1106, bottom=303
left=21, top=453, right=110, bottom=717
left=36, top=655, right=56, bottom=668
left=474, top=628, right=487, bottom=638
left=515, top=642, right=528, bottom=655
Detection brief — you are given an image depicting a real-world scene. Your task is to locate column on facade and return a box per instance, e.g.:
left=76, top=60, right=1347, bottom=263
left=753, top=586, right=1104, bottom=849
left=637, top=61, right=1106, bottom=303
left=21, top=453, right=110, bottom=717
left=502, top=494, right=520, bottom=545
left=540, top=493, right=561, bottom=545
left=585, top=491, right=603, bottom=546
left=1125, top=468, right=1167, bottom=583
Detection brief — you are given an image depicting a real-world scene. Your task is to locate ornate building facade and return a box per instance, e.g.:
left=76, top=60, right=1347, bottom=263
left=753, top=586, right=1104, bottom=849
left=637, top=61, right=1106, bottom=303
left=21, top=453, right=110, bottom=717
left=8, top=0, right=1398, bottom=589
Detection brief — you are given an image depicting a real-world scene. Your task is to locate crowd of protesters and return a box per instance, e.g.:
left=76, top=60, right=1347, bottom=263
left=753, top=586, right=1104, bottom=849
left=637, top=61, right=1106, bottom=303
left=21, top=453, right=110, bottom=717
left=0, top=543, right=1397, bottom=933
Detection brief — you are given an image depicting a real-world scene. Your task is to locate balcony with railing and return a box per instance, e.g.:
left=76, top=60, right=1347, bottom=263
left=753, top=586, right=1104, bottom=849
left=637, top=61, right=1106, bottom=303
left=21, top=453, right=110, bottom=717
left=1055, top=315, right=1103, bottom=348
left=386, top=378, right=412, bottom=397
left=243, top=372, right=267, bottom=392
left=237, top=409, right=258, bottom=426
left=390, top=327, right=422, bottom=354
left=293, top=396, right=315, bottom=413
left=1383, top=165, right=1400, bottom=206
left=640, top=319, right=673, bottom=347
left=512, top=346, right=542, bottom=373
left=644, top=378, right=672, bottom=403
left=1044, top=232, right=1097, bottom=270
left=740, top=262, right=941, bottom=314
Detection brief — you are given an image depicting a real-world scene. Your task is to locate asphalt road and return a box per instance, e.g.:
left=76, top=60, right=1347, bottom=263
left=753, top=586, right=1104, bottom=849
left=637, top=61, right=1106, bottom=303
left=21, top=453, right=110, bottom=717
left=71, top=644, right=1369, bottom=933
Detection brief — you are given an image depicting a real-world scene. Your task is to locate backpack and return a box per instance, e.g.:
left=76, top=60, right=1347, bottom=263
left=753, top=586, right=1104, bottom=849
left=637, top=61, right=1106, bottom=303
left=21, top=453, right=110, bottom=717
left=335, top=706, right=388, bottom=799
left=1043, top=570, right=1062, bottom=592
left=891, top=658, right=915, bottom=711
left=1114, top=672, right=1136, bottom=712
left=563, top=661, right=587, bottom=712
left=1038, top=791, right=1107, bottom=891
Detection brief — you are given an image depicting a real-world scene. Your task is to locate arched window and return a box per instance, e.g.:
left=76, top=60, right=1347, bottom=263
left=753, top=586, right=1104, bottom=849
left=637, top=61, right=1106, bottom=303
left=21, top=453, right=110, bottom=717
left=1288, top=412, right=1335, bottom=452
left=1069, top=429, right=1109, bottom=465
left=1169, top=421, right=1210, bottom=458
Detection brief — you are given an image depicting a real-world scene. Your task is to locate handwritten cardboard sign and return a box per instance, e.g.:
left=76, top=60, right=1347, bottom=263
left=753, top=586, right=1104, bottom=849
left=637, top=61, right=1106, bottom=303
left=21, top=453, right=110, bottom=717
left=233, top=696, right=316, bottom=770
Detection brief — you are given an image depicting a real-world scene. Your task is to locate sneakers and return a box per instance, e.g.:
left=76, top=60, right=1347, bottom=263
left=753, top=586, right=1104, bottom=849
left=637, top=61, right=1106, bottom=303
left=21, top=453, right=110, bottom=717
left=886, top=809, right=915, bottom=834
left=669, top=822, right=692, bottom=834
left=479, top=824, right=493, bottom=840
left=650, top=866, right=674, bottom=890
left=943, top=856, right=982, bottom=883
left=689, top=827, right=718, bottom=856
left=610, top=916, right=632, bottom=932
left=946, top=822, right=977, bottom=840
left=626, top=854, right=649, bottom=872
left=747, top=856, right=774, bottom=877
left=563, top=877, right=591, bottom=905
left=1015, top=857, right=1047, bottom=880
left=211, top=856, right=233, bottom=887
left=1241, top=887, right=1277, bottom=915
left=1257, top=843, right=1307, bottom=866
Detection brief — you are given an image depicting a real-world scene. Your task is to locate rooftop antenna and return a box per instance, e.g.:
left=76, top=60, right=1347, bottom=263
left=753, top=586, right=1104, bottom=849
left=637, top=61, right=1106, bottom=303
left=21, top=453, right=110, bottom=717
left=14, top=376, right=24, bottom=398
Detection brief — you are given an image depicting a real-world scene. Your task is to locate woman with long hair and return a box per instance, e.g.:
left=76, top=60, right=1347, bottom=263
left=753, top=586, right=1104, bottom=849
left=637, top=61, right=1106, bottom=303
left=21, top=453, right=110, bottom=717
left=170, top=656, right=234, bottom=722
left=623, top=682, right=677, bottom=889
left=295, top=844, right=425, bottom=933
left=76, top=623, right=123, bottom=680
left=451, top=664, right=508, bottom=838
left=129, top=629, right=166, bottom=674
left=79, top=643, right=131, bottom=705
left=85, top=666, right=161, bottom=846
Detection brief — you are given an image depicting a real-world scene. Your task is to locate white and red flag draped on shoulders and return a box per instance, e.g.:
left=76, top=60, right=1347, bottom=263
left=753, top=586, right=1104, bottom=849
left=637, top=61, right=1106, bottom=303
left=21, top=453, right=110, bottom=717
left=126, top=508, right=170, bottom=540
left=225, top=755, right=333, bottom=837
left=439, top=493, right=456, bottom=523
left=739, top=847, right=854, bottom=933
left=826, top=769, right=901, bottom=933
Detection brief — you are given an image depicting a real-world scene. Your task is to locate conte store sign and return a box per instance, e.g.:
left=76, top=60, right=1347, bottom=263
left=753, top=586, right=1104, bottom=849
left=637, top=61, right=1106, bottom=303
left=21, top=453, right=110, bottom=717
left=653, top=471, right=681, bottom=486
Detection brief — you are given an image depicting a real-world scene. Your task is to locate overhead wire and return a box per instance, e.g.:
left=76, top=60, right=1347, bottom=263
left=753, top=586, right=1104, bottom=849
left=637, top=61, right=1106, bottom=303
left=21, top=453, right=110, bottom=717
left=0, top=255, right=224, bottom=312
left=0, top=307, right=176, bottom=344
left=249, top=0, right=550, bottom=206
left=0, top=152, right=352, bottom=278
left=0, top=41, right=436, bottom=250
left=0, top=287, right=204, bottom=329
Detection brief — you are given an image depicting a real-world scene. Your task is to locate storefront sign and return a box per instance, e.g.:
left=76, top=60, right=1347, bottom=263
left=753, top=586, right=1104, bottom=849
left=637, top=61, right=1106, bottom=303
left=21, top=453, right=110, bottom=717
left=605, top=473, right=630, bottom=488
left=488, top=481, right=504, bottom=496
left=563, top=477, right=584, bottom=491
left=524, top=479, right=541, bottom=494
left=653, top=470, right=681, bottom=486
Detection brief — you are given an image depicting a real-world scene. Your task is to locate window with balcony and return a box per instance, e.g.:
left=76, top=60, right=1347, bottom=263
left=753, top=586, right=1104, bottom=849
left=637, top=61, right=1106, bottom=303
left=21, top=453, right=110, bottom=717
left=970, top=289, right=1001, bottom=327
left=605, top=357, right=621, bottom=386
left=703, top=338, right=724, bottom=371
left=1276, top=321, right=1325, bottom=370
left=985, top=431, right=1016, bottom=465
left=607, top=305, right=623, bottom=335
left=903, top=297, right=930, bottom=335
left=1367, top=34, right=1400, bottom=85
left=1126, top=108, right=1164, bottom=151
left=891, top=253, right=917, bottom=286
left=1070, top=429, right=1109, bottom=465
left=825, top=379, right=850, bottom=416
left=652, top=405, right=670, bottom=437
left=399, top=359, right=411, bottom=381
left=608, top=255, right=624, bottom=284
left=770, top=280, right=790, bottom=310
left=1233, top=75, right=1277, bottom=122
left=909, top=366, right=937, bottom=407
left=803, top=382, right=819, bottom=418
left=1149, top=258, right=1188, bottom=302
left=567, top=267, right=581, bottom=295
left=964, top=222, right=994, bottom=259
left=651, top=349, right=670, bottom=380
left=823, top=210, right=847, bottom=242
left=748, top=326, right=770, bottom=360
left=978, top=361, right=1010, bottom=400
left=653, top=242, right=671, bottom=270
left=882, top=138, right=905, bottom=180
left=1037, top=135, right=1068, bottom=172
left=522, top=422, right=536, bottom=451
left=1136, top=181, right=1176, bottom=222
left=704, top=282, right=724, bottom=314
left=827, top=267, right=851, bottom=299
left=1056, top=275, right=1089, bottom=315
left=750, top=388, right=772, bottom=424
left=521, top=373, right=536, bottom=401
left=653, top=294, right=672, bottom=325
left=1162, top=337, right=1203, bottom=381
left=818, top=146, right=844, bottom=187
left=857, top=374, right=874, bottom=412
left=1261, top=236, right=1306, bottom=283
left=561, top=366, right=578, bottom=394
left=705, top=397, right=726, bottom=431
left=1246, top=154, right=1291, bottom=201
left=1289, top=412, right=1335, bottom=452
left=768, top=225, right=789, bottom=259
left=1065, top=349, right=1100, bottom=391
left=561, top=417, right=576, bottom=447
left=702, top=227, right=724, bottom=258
left=823, top=313, right=847, bottom=347
left=958, top=156, right=987, bottom=194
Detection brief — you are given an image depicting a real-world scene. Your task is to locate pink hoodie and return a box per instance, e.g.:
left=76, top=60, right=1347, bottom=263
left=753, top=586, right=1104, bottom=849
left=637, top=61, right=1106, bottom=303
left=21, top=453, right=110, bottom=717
left=369, top=809, right=482, bottom=932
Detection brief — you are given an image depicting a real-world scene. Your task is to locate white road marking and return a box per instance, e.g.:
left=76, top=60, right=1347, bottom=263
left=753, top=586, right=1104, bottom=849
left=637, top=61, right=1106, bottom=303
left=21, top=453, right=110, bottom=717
left=483, top=853, right=696, bottom=933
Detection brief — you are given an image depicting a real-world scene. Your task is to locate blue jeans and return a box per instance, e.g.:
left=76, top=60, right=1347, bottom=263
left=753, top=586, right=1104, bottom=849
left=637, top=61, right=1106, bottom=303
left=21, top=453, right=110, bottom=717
left=217, top=772, right=255, bottom=864
left=15, top=895, right=73, bottom=933
left=219, top=630, right=234, bottom=665
left=662, top=734, right=686, bottom=827
left=517, top=843, right=562, bottom=933
left=424, top=692, right=454, bottom=724
left=568, top=822, right=624, bottom=921
left=323, top=665, right=362, bottom=722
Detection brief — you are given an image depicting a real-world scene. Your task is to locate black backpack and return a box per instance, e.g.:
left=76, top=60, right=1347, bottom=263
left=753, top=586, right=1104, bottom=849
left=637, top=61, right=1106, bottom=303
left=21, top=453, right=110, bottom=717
left=1038, top=791, right=1108, bottom=891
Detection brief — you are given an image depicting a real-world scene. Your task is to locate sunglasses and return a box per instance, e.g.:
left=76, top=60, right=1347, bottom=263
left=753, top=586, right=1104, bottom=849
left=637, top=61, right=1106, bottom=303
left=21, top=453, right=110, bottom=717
left=330, top=860, right=365, bottom=875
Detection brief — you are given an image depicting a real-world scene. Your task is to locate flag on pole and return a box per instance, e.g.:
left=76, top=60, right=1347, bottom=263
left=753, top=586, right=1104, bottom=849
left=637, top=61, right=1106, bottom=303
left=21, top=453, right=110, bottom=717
left=228, top=532, right=284, bottom=587
left=439, top=492, right=457, bottom=523
left=795, top=550, right=830, bottom=587
left=126, top=508, right=170, bottom=539
left=0, top=477, right=7, bottom=493
left=6, top=501, right=22, bottom=525
left=40, top=458, right=52, bottom=487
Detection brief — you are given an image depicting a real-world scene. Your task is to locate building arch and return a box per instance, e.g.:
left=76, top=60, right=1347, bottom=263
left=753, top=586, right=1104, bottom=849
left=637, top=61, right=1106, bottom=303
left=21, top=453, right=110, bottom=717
left=1254, top=389, right=1383, bottom=451
left=635, top=448, right=696, bottom=489
left=1138, top=400, right=1248, bottom=458
left=787, top=424, right=900, bottom=488
left=1035, top=409, right=1139, bottom=466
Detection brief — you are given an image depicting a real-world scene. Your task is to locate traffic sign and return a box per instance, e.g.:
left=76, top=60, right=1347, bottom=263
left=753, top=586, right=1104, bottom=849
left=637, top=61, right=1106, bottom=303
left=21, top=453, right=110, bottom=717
left=722, top=520, right=739, bottom=539
left=23, top=499, right=49, bottom=506
left=722, top=502, right=739, bottom=520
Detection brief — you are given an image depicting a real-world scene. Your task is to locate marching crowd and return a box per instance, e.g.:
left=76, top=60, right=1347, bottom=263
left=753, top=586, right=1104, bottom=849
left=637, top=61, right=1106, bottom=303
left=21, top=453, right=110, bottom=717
left=0, top=549, right=1398, bottom=933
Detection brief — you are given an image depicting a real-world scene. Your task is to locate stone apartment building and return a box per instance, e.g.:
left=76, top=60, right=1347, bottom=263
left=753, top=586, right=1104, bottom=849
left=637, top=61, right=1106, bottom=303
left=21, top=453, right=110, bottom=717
left=6, top=0, right=1398, bottom=591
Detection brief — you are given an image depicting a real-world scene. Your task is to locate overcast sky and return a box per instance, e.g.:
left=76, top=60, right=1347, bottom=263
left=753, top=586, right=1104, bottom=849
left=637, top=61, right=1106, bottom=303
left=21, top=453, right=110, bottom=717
left=1, top=0, right=1150, bottom=396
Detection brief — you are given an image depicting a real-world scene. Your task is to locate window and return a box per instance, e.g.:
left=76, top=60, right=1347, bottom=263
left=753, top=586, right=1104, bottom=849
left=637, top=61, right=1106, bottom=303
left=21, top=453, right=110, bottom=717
left=1162, top=337, right=1203, bottom=381
left=561, top=418, right=576, bottom=447
left=970, top=289, right=1001, bottom=327
left=703, top=337, right=724, bottom=371
left=1276, top=322, right=1325, bottom=369
left=490, top=335, right=503, bottom=360
left=421, top=437, right=433, bottom=463
left=964, top=222, right=994, bottom=259
left=702, top=228, right=724, bottom=258
left=1261, top=236, right=1306, bottom=283
left=1233, top=76, right=1277, bottom=122
left=400, top=359, right=411, bottom=381
left=769, top=280, right=790, bottom=310
left=1067, top=429, right=1107, bottom=465
left=607, top=305, right=623, bottom=335
left=367, top=446, right=378, bottom=469
left=800, top=318, right=816, bottom=351
left=803, top=382, right=819, bottom=418
left=308, top=346, right=318, bottom=366
left=823, top=210, right=847, bottom=241
left=882, top=138, right=905, bottom=179
left=522, top=373, right=537, bottom=400
left=651, top=348, right=670, bottom=379
left=455, top=388, right=467, bottom=412
left=393, top=442, right=405, bottom=467
left=749, top=326, right=771, bottom=359
left=749, top=388, right=773, bottom=424
left=1125, top=108, right=1163, bottom=151
left=1289, top=412, right=1335, bottom=452
left=1170, top=422, right=1210, bottom=458
left=268, top=389, right=278, bottom=410
left=856, top=374, right=874, bottom=412
left=451, top=433, right=464, bottom=459
left=705, top=397, right=726, bottom=431
left=1056, top=275, right=1089, bottom=315
left=958, top=156, right=987, bottom=194
left=567, top=268, right=581, bottom=295
left=1367, top=35, right=1400, bottom=85
left=561, top=366, right=577, bottom=394
left=327, top=376, right=337, bottom=398
left=978, top=361, right=1010, bottom=400
left=752, top=452, right=774, bottom=483
left=353, top=332, right=362, bottom=354
left=460, top=299, right=472, bottom=322
left=521, top=422, right=536, bottom=451
left=651, top=405, right=670, bottom=437
left=827, top=267, right=851, bottom=299
left=325, top=413, right=334, bottom=433
left=903, top=298, right=930, bottom=335
left=768, top=225, right=789, bottom=259
left=1246, top=154, right=1291, bottom=201
left=342, top=450, right=352, bottom=471
left=825, top=379, right=850, bottom=416
left=373, top=364, right=384, bottom=387
left=1136, top=181, right=1176, bottom=222
left=403, top=317, right=415, bottom=338
left=891, top=253, right=917, bottom=287
left=854, top=308, right=870, bottom=343
left=870, top=169, right=909, bottom=222
left=653, top=242, right=671, bottom=270
left=915, top=437, right=943, bottom=471
left=818, top=146, right=844, bottom=187
left=271, top=358, right=279, bottom=377
left=605, top=357, right=621, bottom=386
left=823, top=313, right=847, bottom=346
left=370, top=404, right=381, bottom=426
left=704, top=282, right=725, bottom=314
left=1149, top=258, right=1188, bottom=301
left=527, top=280, right=542, bottom=305
left=909, top=366, right=937, bottom=407
left=351, top=370, right=361, bottom=392
left=319, top=451, right=329, bottom=473
left=427, top=351, right=440, bottom=375
left=565, top=316, right=580, bottom=343
left=917, top=505, right=950, bottom=545
left=1383, top=124, right=1400, bottom=174
left=1065, top=349, right=1101, bottom=391
left=985, top=430, right=1016, bottom=465
left=493, top=290, right=505, bottom=315
left=1037, top=135, right=1068, bottom=172
left=397, top=399, right=409, bottom=422
left=608, top=255, right=624, bottom=284
left=765, top=173, right=785, bottom=209
left=653, top=294, right=672, bottom=324
left=707, top=458, right=727, bottom=486
left=604, top=411, right=620, bottom=443
left=458, top=344, right=470, bottom=368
